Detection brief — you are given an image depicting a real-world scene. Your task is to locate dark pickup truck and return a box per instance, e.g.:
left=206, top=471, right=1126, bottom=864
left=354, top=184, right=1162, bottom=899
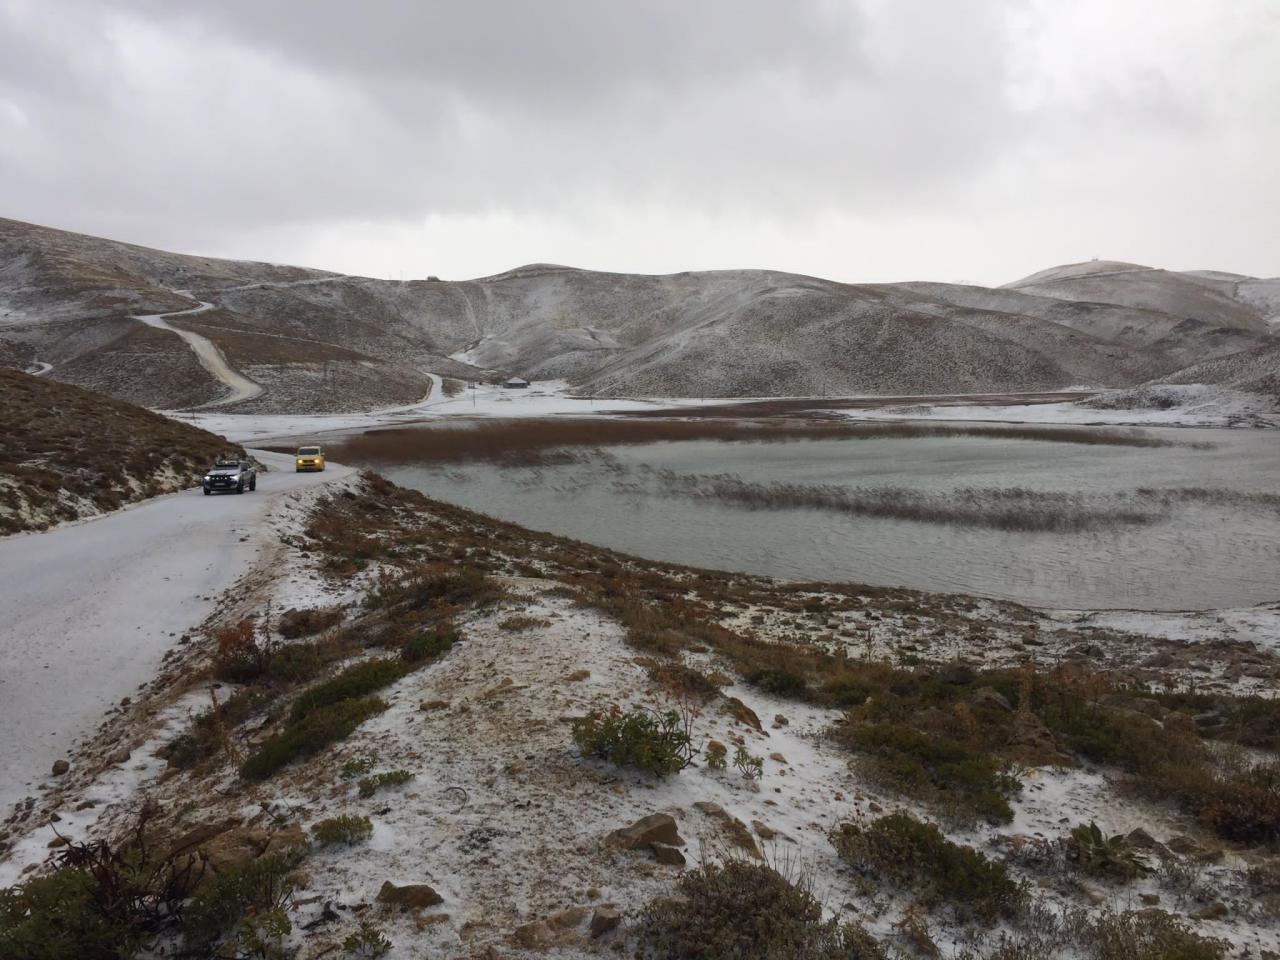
left=202, top=459, right=257, bottom=495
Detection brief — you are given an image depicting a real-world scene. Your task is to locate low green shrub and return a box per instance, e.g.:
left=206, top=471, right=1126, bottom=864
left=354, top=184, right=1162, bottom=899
left=842, top=723, right=1018, bottom=824
left=183, top=850, right=304, bottom=950
left=401, top=624, right=457, bottom=664
left=312, top=815, right=374, bottom=847
left=747, top=668, right=809, bottom=699
left=641, top=858, right=885, bottom=959
left=227, top=907, right=291, bottom=960
left=368, top=565, right=505, bottom=610
left=0, top=868, right=142, bottom=960
left=289, top=658, right=407, bottom=724
left=357, top=770, right=414, bottom=798
left=1065, top=822, right=1150, bottom=882
left=832, top=812, right=1024, bottom=923
left=705, top=741, right=728, bottom=770
left=0, top=811, right=200, bottom=960
left=241, top=697, right=389, bottom=780
left=341, top=756, right=376, bottom=779
left=733, top=745, right=764, bottom=780
left=343, top=920, right=392, bottom=958
left=572, top=706, right=695, bottom=777
left=1085, top=907, right=1229, bottom=960
left=1167, top=759, right=1280, bottom=847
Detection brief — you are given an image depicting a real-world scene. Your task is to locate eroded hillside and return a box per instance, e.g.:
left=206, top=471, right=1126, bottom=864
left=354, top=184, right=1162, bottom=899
left=1, top=219, right=1275, bottom=411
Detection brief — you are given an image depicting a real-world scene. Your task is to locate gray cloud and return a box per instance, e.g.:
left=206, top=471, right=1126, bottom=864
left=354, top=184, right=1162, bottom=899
left=0, top=0, right=1276, bottom=282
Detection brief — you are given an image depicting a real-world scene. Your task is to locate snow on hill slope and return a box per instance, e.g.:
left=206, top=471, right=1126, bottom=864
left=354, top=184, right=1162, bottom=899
left=1004, top=260, right=1272, bottom=334
left=1, top=219, right=1275, bottom=410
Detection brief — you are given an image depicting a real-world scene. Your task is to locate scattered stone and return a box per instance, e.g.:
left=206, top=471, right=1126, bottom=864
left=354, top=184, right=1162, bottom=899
left=47, top=835, right=68, bottom=849
left=652, top=842, right=686, bottom=866
left=773, top=714, right=789, bottom=727
left=612, top=813, right=683, bottom=850
left=868, top=801, right=883, bottom=814
left=726, top=697, right=762, bottom=732
left=768, top=752, right=787, bottom=764
left=377, top=881, right=444, bottom=909
left=50, top=760, right=69, bottom=776
left=105, top=748, right=131, bottom=767
left=590, top=906, right=621, bottom=939
left=419, top=700, right=450, bottom=712
left=512, top=907, right=587, bottom=948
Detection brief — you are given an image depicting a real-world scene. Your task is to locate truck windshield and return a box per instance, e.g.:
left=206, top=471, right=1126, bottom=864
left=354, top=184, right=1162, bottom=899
left=298, top=447, right=321, bottom=456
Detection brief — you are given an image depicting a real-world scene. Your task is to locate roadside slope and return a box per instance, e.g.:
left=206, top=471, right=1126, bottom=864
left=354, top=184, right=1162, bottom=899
left=0, top=449, right=353, bottom=812
left=0, top=369, right=245, bottom=533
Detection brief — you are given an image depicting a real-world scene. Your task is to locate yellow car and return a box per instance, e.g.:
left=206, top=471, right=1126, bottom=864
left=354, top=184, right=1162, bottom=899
left=295, top=445, right=326, bottom=472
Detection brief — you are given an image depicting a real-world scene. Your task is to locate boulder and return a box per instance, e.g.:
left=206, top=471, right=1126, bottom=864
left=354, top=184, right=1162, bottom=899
left=590, top=906, right=622, bottom=939
left=106, top=748, right=131, bottom=767
left=725, top=697, right=763, bottom=732
left=652, top=842, right=686, bottom=866
left=51, top=760, right=69, bottom=776
left=377, top=881, right=444, bottom=909
left=612, top=813, right=683, bottom=850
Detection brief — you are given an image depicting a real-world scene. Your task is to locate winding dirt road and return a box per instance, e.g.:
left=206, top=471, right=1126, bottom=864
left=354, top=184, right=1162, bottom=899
left=134, top=300, right=264, bottom=407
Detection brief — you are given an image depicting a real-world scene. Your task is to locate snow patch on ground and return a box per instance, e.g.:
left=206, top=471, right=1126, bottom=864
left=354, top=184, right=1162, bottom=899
left=842, top=383, right=1277, bottom=429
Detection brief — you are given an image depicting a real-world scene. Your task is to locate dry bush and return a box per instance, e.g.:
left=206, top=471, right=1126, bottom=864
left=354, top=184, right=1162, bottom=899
left=832, top=812, right=1025, bottom=923
left=277, top=606, right=344, bottom=639
left=641, top=857, right=886, bottom=960
left=318, top=417, right=1185, bottom=471
left=654, top=473, right=1165, bottom=533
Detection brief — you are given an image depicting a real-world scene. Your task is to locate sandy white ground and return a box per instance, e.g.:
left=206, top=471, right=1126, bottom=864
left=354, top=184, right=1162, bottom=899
left=135, top=300, right=264, bottom=407
left=845, top=386, right=1278, bottom=429
left=0, top=450, right=350, bottom=812
left=167, top=380, right=738, bottom=444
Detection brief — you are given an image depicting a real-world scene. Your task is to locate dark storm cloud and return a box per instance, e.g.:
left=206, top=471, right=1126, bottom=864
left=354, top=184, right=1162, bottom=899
left=0, top=0, right=1275, bottom=280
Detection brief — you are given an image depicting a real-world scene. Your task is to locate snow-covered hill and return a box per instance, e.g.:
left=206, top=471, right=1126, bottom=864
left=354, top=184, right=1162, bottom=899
left=1, top=219, right=1275, bottom=410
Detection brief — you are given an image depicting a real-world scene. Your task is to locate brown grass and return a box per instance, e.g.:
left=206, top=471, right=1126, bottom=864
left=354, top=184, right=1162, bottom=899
left=0, top=368, right=244, bottom=534
left=646, top=473, right=1163, bottom=533
left=315, top=417, right=1189, bottom=469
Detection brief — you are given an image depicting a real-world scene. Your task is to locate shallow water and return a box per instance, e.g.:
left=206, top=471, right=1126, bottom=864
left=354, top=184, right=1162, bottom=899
left=375, top=425, right=1280, bottom=610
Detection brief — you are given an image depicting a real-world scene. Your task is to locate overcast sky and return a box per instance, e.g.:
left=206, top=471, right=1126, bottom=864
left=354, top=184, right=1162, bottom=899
left=1, top=0, right=1277, bottom=284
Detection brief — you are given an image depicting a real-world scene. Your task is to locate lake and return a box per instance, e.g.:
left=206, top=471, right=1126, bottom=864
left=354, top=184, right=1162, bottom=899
left=368, top=424, right=1280, bottom=611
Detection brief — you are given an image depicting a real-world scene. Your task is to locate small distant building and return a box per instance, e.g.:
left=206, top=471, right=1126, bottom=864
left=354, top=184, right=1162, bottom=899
left=503, top=377, right=530, bottom=389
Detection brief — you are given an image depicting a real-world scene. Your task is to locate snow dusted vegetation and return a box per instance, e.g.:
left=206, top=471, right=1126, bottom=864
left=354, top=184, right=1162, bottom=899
left=1, top=218, right=1278, bottom=960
